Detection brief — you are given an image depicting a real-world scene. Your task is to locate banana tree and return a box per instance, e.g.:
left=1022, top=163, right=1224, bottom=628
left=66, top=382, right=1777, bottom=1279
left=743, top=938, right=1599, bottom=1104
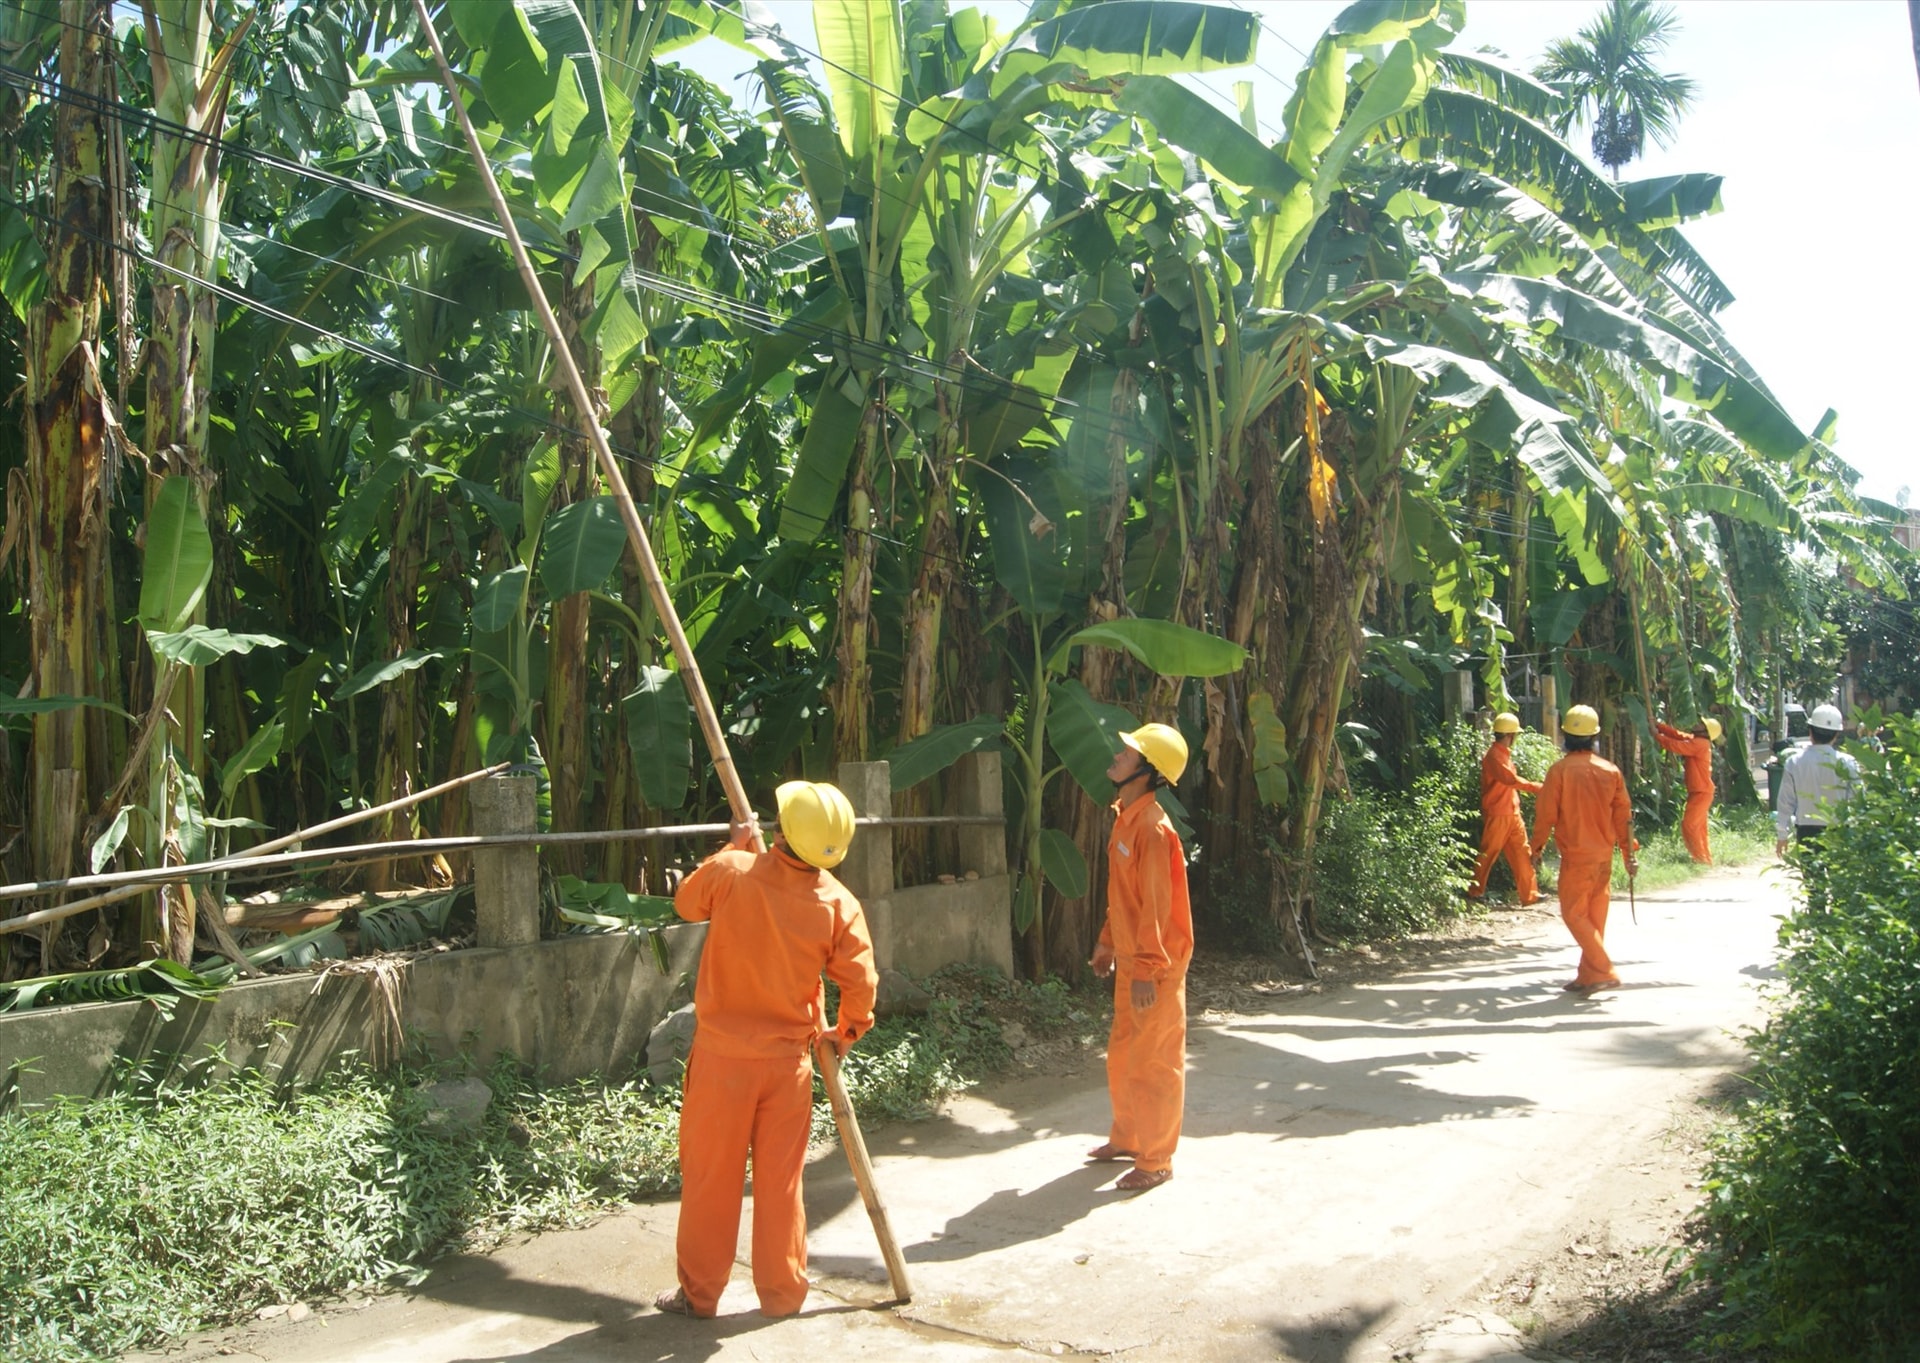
left=19, top=0, right=122, bottom=967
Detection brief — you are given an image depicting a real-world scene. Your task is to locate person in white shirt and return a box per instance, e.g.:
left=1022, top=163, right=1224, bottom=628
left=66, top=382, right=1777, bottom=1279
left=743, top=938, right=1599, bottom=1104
left=1774, top=704, right=1862, bottom=856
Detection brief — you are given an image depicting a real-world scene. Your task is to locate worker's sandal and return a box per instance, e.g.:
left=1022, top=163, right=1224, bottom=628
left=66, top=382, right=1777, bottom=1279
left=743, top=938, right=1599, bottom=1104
left=1115, top=1167, right=1173, bottom=1192
left=1086, top=1142, right=1138, bottom=1162
left=653, top=1287, right=703, bottom=1317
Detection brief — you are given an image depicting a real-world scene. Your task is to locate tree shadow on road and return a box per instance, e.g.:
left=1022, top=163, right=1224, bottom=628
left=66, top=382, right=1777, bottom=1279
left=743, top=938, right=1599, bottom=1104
left=439, top=1290, right=887, bottom=1363
left=1263, top=1300, right=1394, bottom=1362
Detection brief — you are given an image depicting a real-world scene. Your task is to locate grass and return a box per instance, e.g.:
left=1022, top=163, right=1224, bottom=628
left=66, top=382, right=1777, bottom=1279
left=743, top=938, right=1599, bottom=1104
left=1607, top=804, right=1776, bottom=894
left=0, top=964, right=1093, bottom=1363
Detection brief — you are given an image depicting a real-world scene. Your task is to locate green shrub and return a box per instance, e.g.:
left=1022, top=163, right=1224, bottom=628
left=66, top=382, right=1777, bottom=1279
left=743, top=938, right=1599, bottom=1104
left=0, top=965, right=1083, bottom=1361
left=1693, top=713, right=1920, bottom=1358
left=0, top=1058, right=681, bottom=1363
left=1313, top=755, right=1474, bottom=941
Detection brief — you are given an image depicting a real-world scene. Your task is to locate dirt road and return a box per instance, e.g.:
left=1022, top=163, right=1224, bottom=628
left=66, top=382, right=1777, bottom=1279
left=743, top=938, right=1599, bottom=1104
left=162, top=864, right=1788, bottom=1363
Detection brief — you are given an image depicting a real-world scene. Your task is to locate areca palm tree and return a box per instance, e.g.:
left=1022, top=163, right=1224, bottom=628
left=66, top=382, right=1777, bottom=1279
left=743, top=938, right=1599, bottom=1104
left=1536, top=0, right=1696, bottom=179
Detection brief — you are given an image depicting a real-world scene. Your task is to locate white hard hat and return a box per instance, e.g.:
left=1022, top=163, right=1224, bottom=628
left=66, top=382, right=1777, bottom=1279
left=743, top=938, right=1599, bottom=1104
left=1809, top=704, right=1844, bottom=730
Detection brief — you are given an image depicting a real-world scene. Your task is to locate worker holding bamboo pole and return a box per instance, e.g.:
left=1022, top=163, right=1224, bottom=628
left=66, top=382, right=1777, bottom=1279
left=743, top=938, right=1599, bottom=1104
left=654, top=781, right=878, bottom=1319
left=1529, top=705, right=1637, bottom=992
left=1465, top=712, right=1543, bottom=905
left=1087, top=723, right=1193, bottom=1193
left=1654, top=715, right=1721, bottom=864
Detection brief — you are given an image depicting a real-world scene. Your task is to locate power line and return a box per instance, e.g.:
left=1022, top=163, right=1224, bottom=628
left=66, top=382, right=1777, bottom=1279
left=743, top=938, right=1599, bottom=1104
left=0, top=57, right=561, bottom=261
left=5, top=196, right=998, bottom=580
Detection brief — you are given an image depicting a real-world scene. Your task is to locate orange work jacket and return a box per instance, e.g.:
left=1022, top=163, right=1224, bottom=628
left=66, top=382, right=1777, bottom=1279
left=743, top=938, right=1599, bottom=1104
left=1098, top=792, right=1193, bottom=982
left=1480, top=739, right=1542, bottom=819
left=1529, top=750, right=1636, bottom=864
left=1655, top=723, right=1716, bottom=795
left=675, top=845, right=877, bottom=1059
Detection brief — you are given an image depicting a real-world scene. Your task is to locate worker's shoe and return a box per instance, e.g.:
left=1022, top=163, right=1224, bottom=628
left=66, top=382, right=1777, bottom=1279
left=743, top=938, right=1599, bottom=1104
left=1086, top=1142, right=1138, bottom=1163
left=1461, top=889, right=1486, bottom=902
left=1115, top=1167, right=1173, bottom=1192
left=653, top=1286, right=712, bottom=1318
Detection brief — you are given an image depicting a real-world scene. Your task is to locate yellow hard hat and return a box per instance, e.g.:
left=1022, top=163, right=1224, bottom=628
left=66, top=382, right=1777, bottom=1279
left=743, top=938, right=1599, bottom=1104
left=1702, top=716, right=1723, bottom=743
left=1562, top=704, right=1601, bottom=737
left=1492, top=712, right=1522, bottom=735
left=774, top=780, right=856, bottom=869
left=1121, top=723, right=1189, bottom=784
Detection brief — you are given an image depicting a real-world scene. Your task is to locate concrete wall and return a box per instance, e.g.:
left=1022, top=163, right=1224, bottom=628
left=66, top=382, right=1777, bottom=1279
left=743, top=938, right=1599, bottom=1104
left=868, top=876, right=1015, bottom=980
left=0, top=756, right=1014, bottom=1108
left=0, top=924, right=707, bottom=1109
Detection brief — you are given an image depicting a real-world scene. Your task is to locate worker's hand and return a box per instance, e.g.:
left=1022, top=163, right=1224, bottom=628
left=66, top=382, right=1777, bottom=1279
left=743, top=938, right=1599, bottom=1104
left=1130, top=978, right=1157, bottom=1011
left=728, top=815, right=760, bottom=851
left=816, top=1032, right=849, bottom=1059
left=1090, top=942, right=1115, bottom=979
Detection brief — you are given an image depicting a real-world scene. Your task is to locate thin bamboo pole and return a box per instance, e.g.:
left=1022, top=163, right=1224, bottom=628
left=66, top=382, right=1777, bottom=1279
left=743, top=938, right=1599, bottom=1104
left=411, top=3, right=910, bottom=1304
left=0, top=814, right=1002, bottom=909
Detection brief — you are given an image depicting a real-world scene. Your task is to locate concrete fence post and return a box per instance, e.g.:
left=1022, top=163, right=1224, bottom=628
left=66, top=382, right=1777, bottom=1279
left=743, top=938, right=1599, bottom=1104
left=835, top=761, right=894, bottom=904
left=952, top=751, right=1008, bottom=878
left=469, top=774, right=539, bottom=948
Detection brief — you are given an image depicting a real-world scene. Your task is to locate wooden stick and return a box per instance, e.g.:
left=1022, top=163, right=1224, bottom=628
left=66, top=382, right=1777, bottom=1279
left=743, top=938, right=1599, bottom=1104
left=0, top=762, right=514, bottom=904
left=0, top=884, right=146, bottom=937
left=239, top=761, right=514, bottom=864
left=815, top=1039, right=914, bottom=1298
left=413, top=3, right=910, bottom=1304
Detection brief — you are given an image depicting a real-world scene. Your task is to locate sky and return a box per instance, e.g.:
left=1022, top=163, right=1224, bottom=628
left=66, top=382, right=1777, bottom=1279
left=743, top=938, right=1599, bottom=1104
left=674, top=1, right=1919, bottom=506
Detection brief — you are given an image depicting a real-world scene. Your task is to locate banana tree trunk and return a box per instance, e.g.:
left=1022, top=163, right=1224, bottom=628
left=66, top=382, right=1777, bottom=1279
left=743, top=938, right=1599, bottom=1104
left=1043, top=364, right=1142, bottom=979
left=832, top=400, right=882, bottom=763
left=366, top=480, right=429, bottom=891
left=896, top=357, right=968, bottom=880
left=542, top=250, right=605, bottom=879
left=601, top=326, right=659, bottom=893
left=137, top=2, right=248, bottom=959
left=23, top=0, right=121, bottom=967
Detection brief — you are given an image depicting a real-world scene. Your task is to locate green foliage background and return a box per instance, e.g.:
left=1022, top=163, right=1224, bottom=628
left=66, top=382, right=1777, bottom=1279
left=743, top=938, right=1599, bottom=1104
left=1695, top=713, right=1920, bottom=1358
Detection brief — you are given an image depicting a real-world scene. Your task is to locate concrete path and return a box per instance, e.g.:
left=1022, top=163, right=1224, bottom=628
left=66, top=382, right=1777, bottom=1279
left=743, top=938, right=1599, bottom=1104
left=155, top=865, right=1788, bottom=1363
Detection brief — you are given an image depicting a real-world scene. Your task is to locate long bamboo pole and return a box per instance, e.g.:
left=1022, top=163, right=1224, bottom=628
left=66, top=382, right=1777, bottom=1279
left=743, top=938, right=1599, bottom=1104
left=411, top=4, right=910, bottom=1304
left=0, top=814, right=1000, bottom=911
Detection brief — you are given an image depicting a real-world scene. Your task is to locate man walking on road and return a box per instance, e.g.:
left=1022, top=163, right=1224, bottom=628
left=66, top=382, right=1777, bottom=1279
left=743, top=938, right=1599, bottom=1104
left=656, top=781, right=878, bottom=1320
left=1088, top=722, right=1193, bottom=1193
left=1466, top=712, right=1542, bottom=905
left=1655, top=715, right=1721, bottom=864
left=1774, top=704, right=1861, bottom=855
left=1530, top=705, right=1637, bottom=993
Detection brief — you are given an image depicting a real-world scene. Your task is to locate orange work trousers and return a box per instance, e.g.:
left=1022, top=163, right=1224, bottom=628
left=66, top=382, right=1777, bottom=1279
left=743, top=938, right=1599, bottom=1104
left=676, top=1044, right=814, bottom=1317
left=1470, top=812, right=1538, bottom=901
left=1557, top=856, right=1618, bottom=987
left=1106, top=968, right=1188, bottom=1174
left=1680, top=790, right=1713, bottom=864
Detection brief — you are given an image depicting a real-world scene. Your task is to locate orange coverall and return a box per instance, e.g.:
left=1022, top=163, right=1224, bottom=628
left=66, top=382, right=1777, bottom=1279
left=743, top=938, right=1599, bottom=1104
left=1468, top=738, right=1541, bottom=901
left=1096, top=792, right=1194, bottom=1175
left=1655, top=722, right=1715, bottom=864
left=672, top=846, right=877, bottom=1318
left=1529, top=751, right=1635, bottom=988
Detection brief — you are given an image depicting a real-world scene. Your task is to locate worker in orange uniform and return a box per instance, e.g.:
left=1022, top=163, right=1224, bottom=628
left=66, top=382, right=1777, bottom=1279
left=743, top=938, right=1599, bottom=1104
left=1529, top=705, right=1637, bottom=992
left=654, top=781, right=877, bottom=1320
left=1087, top=722, right=1193, bottom=1193
left=1466, top=712, right=1542, bottom=905
left=1655, top=715, right=1722, bottom=864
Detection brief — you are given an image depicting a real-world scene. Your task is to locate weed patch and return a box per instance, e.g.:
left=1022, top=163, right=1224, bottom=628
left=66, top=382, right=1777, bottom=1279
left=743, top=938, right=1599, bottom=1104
left=1610, top=804, right=1775, bottom=894
left=0, top=965, right=1084, bottom=1361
